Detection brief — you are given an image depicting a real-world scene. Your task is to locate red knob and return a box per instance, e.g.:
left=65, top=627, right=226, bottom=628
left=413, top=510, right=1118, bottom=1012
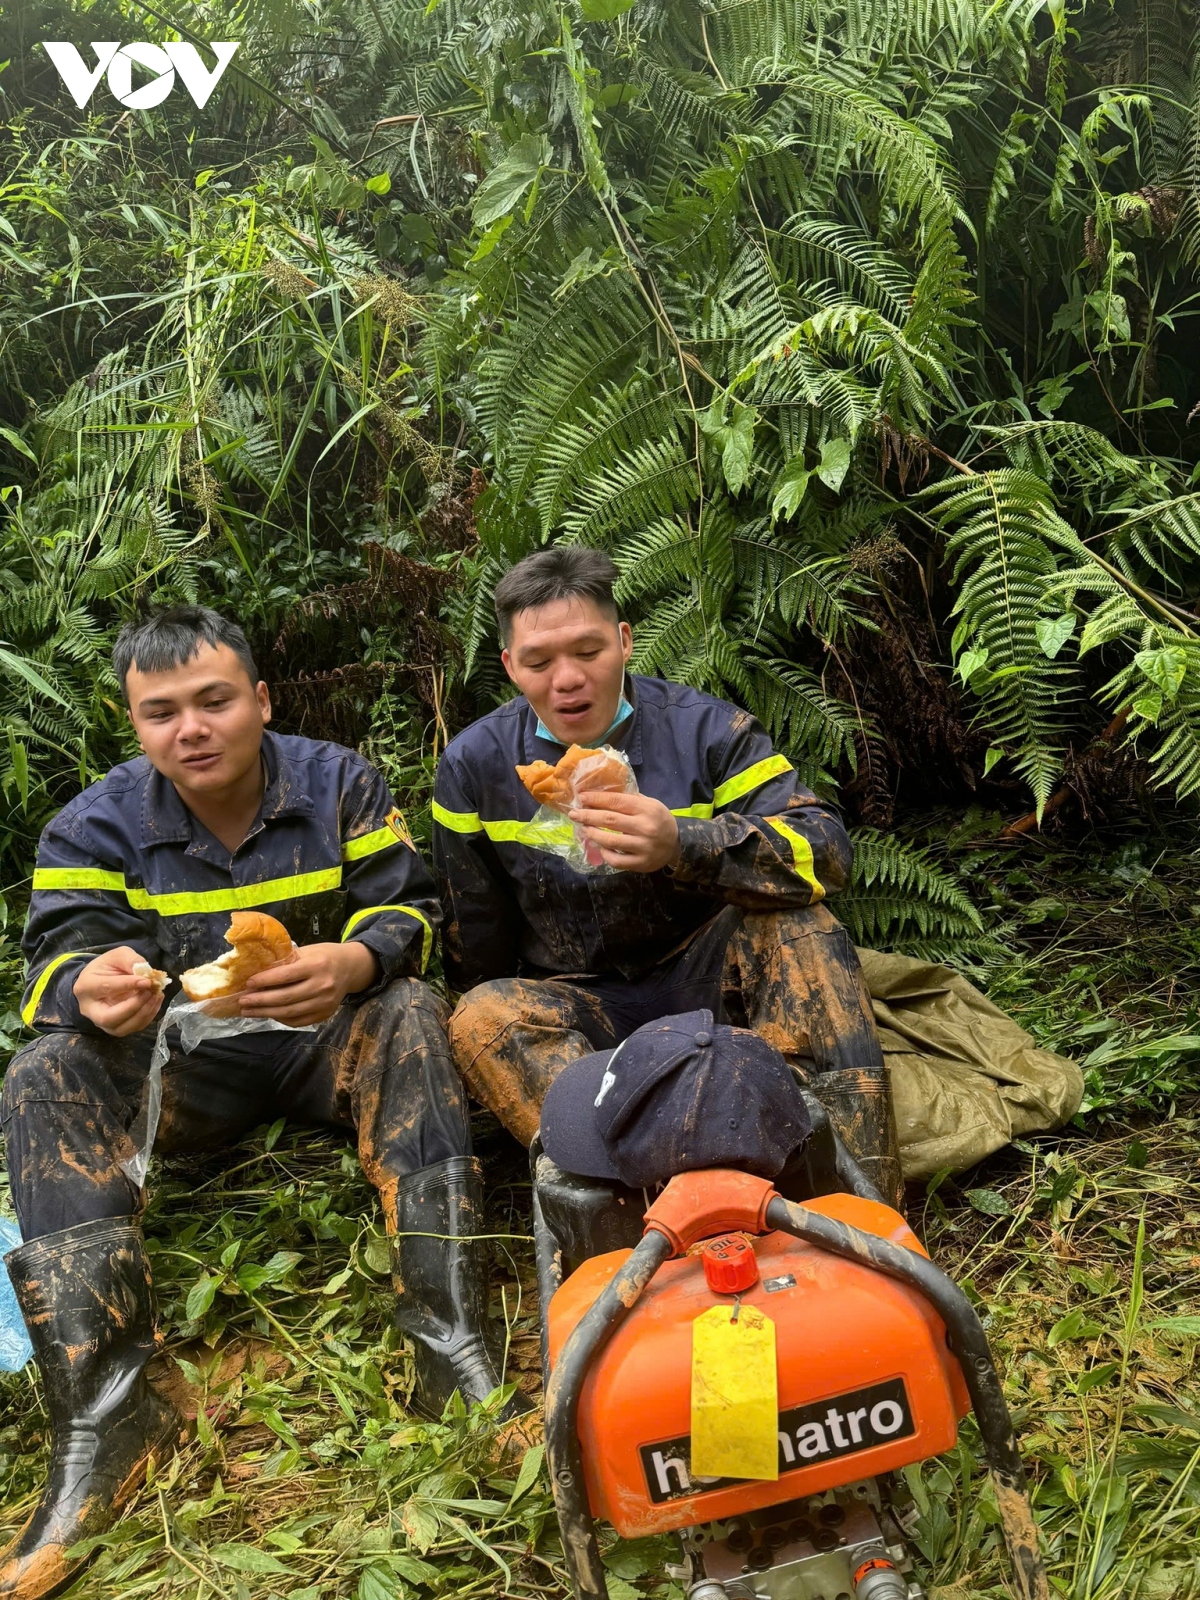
left=702, top=1234, right=759, bottom=1293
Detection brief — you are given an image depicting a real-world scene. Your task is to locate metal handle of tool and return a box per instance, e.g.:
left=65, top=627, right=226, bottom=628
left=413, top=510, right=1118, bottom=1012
left=544, top=1230, right=674, bottom=1600
left=765, top=1196, right=1050, bottom=1600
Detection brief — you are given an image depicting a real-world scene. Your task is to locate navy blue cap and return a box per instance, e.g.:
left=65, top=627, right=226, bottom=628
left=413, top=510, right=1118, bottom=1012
left=539, top=1009, right=811, bottom=1188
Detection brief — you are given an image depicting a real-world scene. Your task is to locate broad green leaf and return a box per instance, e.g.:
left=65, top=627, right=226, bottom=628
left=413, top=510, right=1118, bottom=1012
left=509, top=1443, right=545, bottom=1505
left=966, top=1187, right=1012, bottom=1216
left=580, top=0, right=636, bottom=17
left=260, top=1249, right=303, bottom=1281
left=185, top=1273, right=219, bottom=1322
left=469, top=213, right=512, bottom=263
left=720, top=405, right=756, bottom=495
left=1132, top=691, right=1163, bottom=725
left=771, top=455, right=811, bottom=523
left=982, top=745, right=1004, bottom=776
left=266, top=1531, right=304, bottom=1554
left=956, top=646, right=989, bottom=682
left=1035, top=614, right=1076, bottom=659
left=1077, top=1362, right=1118, bottom=1393
left=391, top=1553, right=439, bottom=1584
left=595, top=82, right=640, bottom=108
left=209, top=1543, right=291, bottom=1574
left=357, top=1564, right=399, bottom=1600
left=1047, top=1309, right=1103, bottom=1348
left=364, top=172, right=391, bottom=195
left=401, top=1496, right=439, bottom=1553
left=1135, top=646, right=1187, bottom=701
left=604, top=1535, right=677, bottom=1578
left=816, top=436, right=851, bottom=492
left=363, top=1233, right=392, bottom=1275
left=473, top=134, right=550, bottom=229
left=1147, top=1316, right=1200, bottom=1338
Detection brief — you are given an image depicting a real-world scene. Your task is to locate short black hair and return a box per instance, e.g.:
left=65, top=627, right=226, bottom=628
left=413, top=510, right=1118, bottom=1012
left=113, top=606, right=259, bottom=702
left=493, top=547, right=619, bottom=645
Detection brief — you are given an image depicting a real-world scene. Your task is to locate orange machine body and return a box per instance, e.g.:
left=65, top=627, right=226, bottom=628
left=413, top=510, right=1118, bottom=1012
left=547, top=1194, right=971, bottom=1538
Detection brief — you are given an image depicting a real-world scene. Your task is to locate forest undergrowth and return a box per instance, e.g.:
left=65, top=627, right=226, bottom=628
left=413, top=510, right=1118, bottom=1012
left=3, top=806, right=1200, bottom=1600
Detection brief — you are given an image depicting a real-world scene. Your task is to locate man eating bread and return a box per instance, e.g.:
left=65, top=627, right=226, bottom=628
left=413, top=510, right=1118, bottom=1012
left=435, top=548, right=903, bottom=1209
left=1, top=607, right=517, bottom=1600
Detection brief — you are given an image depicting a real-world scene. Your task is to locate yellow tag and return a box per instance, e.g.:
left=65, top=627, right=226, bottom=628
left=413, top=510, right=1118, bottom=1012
left=690, top=1302, right=779, bottom=1481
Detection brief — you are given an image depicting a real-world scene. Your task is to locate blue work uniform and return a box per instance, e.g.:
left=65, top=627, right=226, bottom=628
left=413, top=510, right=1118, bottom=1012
left=4, top=731, right=468, bottom=1241
left=434, top=674, right=883, bottom=1149
left=21, top=730, right=435, bottom=1031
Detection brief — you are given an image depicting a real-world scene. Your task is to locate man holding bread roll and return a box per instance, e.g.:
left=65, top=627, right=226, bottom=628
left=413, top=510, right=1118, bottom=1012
left=0, top=608, right=516, bottom=1600
left=435, top=547, right=903, bottom=1210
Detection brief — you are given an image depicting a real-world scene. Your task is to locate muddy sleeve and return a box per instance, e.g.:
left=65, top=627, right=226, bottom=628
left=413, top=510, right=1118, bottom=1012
left=668, top=718, right=852, bottom=910
left=431, top=753, right=523, bottom=993
left=338, top=758, right=441, bottom=983
left=22, top=815, right=163, bottom=1032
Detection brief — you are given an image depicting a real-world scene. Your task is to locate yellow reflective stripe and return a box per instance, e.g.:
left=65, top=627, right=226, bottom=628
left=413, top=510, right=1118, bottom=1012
left=671, top=802, right=715, bottom=820
left=342, top=825, right=400, bottom=862
left=33, top=865, right=343, bottom=917
left=33, top=868, right=125, bottom=893
left=713, top=753, right=794, bottom=811
left=432, top=800, right=483, bottom=835
left=123, top=867, right=343, bottom=916
left=482, top=817, right=574, bottom=847
left=766, top=817, right=824, bottom=901
left=21, top=951, right=89, bottom=1027
left=341, top=905, right=433, bottom=971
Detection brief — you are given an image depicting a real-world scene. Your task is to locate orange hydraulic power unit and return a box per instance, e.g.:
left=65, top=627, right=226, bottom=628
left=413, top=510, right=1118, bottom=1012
left=547, top=1192, right=970, bottom=1538
left=541, top=1168, right=1050, bottom=1600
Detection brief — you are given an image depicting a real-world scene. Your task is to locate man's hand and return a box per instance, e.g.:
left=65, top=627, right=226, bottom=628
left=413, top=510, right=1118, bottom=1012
left=238, top=942, right=378, bottom=1027
left=568, top=790, right=681, bottom=873
left=74, top=947, right=165, bottom=1037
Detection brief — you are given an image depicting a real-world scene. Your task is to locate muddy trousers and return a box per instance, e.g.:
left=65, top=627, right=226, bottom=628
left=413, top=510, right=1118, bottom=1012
left=448, top=902, right=886, bottom=1142
left=1, top=978, right=470, bottom=1242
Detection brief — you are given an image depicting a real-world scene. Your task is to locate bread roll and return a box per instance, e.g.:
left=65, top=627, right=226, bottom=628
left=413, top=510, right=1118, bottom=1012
left=180, top=911, right=294, bottom=1016
left=516, top=744, right=630, bottom=812
left=132, top=960, right=169, bottom=994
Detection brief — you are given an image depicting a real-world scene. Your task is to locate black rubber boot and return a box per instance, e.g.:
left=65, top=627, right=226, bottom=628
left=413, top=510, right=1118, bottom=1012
left=391, top=1156, right=526, bottom=1420
left=813, top=1067, right=906, bottom=1214
left=0, top=1217, right=182, bottom=1600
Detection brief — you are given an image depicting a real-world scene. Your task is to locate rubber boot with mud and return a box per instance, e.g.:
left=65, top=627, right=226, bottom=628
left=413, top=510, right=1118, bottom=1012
left=391, top=1156, right=527, bottom=1420
left=813, top=1066, right=906, bottom=1213
left=0, top=1216, right=183, bottom=1600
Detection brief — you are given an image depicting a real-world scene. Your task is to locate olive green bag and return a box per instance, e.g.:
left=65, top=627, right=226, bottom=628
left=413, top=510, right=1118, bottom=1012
left=859, top=949, right=1083, bottom=1180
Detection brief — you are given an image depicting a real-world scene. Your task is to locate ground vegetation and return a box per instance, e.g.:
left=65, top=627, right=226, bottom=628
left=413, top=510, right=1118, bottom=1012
left=3, top=0, right=1200, bottom=1594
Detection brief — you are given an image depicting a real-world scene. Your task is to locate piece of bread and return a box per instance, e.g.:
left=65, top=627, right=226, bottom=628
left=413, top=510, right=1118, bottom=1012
left=132, top=960, right=169, bottom=994
left=516, top=744, right=629, bottom=812
left=180, top=911, right=294, bottom=1016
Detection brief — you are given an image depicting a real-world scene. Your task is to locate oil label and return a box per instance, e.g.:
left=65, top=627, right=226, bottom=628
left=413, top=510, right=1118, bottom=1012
left=640, top=1377, right=914, bottom=1504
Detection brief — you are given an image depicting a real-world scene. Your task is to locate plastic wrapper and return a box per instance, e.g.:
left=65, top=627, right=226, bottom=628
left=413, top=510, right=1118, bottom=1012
left=120, top=988, right=315, bottom=1189
left=0, top=1217, right=32, bottom=1371
left=520, top=745, right=638, bottom=874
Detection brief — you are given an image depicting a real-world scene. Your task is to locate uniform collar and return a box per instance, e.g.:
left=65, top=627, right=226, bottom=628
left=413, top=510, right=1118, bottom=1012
left=140, top=731, right=314, bottom=849
left=523, top=676, right=643, bottom=767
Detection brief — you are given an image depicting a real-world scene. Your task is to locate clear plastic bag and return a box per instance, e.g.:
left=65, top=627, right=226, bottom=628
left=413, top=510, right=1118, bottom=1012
left=120, top=990, right=315, bottom=1189
left=0, top=1217, right=32, bottom=1371
left=521, top=745, right=638, bottom=874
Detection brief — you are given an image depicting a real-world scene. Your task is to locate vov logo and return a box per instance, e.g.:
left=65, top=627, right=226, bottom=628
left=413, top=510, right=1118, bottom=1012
left=43, top=42, right=240, bottom=110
